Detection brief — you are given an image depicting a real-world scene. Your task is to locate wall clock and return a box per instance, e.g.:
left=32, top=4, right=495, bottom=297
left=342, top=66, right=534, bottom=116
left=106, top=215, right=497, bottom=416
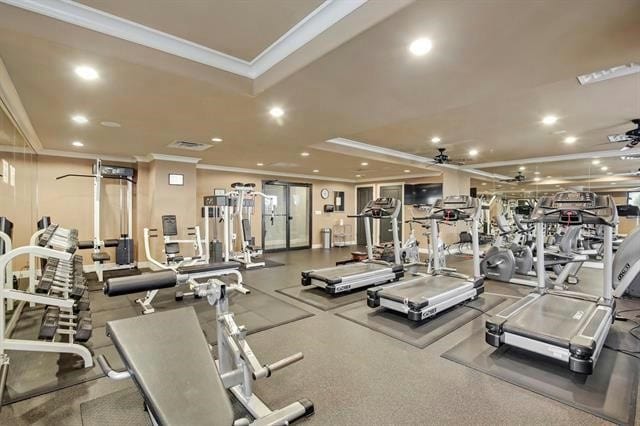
left=320, top=188, right=329, bottom=199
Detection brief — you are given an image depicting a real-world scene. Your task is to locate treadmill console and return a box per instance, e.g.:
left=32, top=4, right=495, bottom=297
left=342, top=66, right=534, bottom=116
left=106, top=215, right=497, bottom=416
left=362, top=198, right=400, bottom=218
left=532, top=191, right=617, bottom=225
left=428, top=196, right=480, bottom=221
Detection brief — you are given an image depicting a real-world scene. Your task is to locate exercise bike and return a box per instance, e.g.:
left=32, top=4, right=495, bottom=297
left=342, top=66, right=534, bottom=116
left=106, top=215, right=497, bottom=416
left=481, top=215, right=583, bottom=287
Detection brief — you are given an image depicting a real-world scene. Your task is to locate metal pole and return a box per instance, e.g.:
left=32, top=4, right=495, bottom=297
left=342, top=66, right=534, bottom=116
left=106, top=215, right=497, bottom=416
left=536, top=222, right=545, bottom=288
left=364, top=217, right=373, bottom=260
left=471, top=216, right=481, bottom=278
left=431, top=218, right=439, bottom=271
left=603, top=224, right=613, bottom=301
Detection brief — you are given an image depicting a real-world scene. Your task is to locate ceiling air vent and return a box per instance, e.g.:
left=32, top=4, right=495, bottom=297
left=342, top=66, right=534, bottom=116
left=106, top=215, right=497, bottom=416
left=167, top=140, right=212, bottom=151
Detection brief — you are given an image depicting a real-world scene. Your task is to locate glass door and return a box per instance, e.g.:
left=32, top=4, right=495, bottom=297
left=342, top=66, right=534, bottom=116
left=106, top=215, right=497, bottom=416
left=288, top=184, right=311, bottom=248
left=262, top=183, right=287, bottom=251
left=262, top=182, right=312, bottom=251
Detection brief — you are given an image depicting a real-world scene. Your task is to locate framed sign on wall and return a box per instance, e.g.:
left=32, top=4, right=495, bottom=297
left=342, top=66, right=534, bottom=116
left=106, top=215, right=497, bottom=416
left=168, top=173, right=184, bottom=186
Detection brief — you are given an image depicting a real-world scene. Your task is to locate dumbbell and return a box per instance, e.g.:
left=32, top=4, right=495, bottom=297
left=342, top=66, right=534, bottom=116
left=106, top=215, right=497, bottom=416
left=74, top=311, right=93, bottom=342
left=38, top=306, right=60, bottom=340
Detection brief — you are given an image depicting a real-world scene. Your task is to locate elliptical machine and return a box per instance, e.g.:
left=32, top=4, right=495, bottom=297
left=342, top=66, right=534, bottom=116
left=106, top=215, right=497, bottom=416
left=481, top=213, right=583, bottom=287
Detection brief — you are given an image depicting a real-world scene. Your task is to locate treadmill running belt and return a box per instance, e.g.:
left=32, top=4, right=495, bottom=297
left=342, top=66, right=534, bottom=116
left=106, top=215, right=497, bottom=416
left=503, top=294, right=597, bottom=348
left=309, top=262, right=389, bottom=281
left=379, top=275, right=472, bottom=305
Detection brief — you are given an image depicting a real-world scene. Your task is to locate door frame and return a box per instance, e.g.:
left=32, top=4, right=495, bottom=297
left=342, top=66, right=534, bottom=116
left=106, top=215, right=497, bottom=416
left=261, top=180, right=313, bottom=252
left=377, top=182, right=405, bottom=244
left=354, top=184, right=375, bottom=246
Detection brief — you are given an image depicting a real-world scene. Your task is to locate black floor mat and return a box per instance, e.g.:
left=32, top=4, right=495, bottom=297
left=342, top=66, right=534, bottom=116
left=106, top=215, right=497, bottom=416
left=441, top=323, right=639, bottom=425
left=276, top=285, right=366, bottom=311
left=2, top=345, right=124, bottom=406
left=240, top=259, right=285, bottom=270
left=336, top=294, right=509, bottom=348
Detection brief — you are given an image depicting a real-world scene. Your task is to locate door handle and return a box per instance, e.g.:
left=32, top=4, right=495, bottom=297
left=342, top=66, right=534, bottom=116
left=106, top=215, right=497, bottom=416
left=288, top=216, right=293, bottom=220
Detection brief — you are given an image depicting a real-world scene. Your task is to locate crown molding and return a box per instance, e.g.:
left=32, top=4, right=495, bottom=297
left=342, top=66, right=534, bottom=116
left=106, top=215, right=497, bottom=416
left=324, top=137, right=513, bottom=181
left=1, top=0, right=366, bottom=79
left=466, top=148, right=640, bottom=169
left=196, top=163, right=354, bottom=183
left=38, top=148, right=136, bottom=163
left=357, top=172, right=440, bottom=183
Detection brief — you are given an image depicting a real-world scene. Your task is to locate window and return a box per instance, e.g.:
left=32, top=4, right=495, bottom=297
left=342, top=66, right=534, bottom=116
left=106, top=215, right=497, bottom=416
left=628, top=192, right=640, bottom=207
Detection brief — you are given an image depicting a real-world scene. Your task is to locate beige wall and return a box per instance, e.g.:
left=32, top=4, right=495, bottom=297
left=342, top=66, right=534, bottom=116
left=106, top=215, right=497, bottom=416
left=140, top=160, right=197, bottom=261
left=36, top=156, right=136, bottom=264
left=196, top=168, right=355, bottom=248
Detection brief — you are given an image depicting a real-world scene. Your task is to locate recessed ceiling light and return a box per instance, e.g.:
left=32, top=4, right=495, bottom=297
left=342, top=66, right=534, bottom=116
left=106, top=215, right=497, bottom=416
left=72, top=141, right=84, bottom=147
left=611, top=182, right=616, bottom=185
left=555, top=185, right=560, bottom=187
left=546, top=176, right=552, bottom=178
left=269, top=106, right=284, bottom=118
left=519, top=166, right=526, bottom=171
left=592, top=159, right=600, bottom=165
left=361, top=162, right=368, bottom=166
left=601, top=166, right=608, bottom=171
left=481, top=182, right=487, bottom=186
left=404, top=169, right=411, bottom=173
left=469, top=149, right=478, bottom=156
left=355, top=174, right=361, bottom=178
left=211, top=137, right=223, bottom=143
left=100, top=121, right=121, bottom=128
left=409, top=38, right=433, bottom=56
left=71, top=114, right=88, bottom=124
left=553, top=130, right=567, bottom=135
left=313, top=169, right=319, bottom=173
left=534, top=171, right=540, bottom=175
left=256, top=162, right=264, bottom=166
left=541, top=115, right=558, bottom=125
left=431, top=136, right=441, bottom=143
left=564, top=136, right=577, bottom=144
left=533, top=177, right=541, bottom=182
left=301, top=152, right=310, bottom=157
left=74, top=66, right=99, bottom=80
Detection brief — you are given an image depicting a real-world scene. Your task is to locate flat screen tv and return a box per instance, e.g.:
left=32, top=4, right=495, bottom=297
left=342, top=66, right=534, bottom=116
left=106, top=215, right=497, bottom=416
left=404, top=183, right=443, bottom=206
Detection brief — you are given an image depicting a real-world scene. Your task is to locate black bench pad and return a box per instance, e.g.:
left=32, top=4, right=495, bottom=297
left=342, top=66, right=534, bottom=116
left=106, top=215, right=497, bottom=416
left=106, top=307, right=234, bottom=425
left=92, top=252, right=111, bottom=262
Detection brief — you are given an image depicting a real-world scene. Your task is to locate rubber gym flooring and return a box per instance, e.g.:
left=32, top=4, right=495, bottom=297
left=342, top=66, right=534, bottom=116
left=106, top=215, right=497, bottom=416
left=2, top=247, right=640, bottom=425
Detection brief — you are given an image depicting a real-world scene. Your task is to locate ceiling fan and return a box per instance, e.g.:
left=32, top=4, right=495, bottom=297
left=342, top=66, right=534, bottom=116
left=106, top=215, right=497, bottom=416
left=607, top=118, right=640, bottom=150
left=500, top=171, right=530, bottom=184
left=432, top=148, right=467, bottom=166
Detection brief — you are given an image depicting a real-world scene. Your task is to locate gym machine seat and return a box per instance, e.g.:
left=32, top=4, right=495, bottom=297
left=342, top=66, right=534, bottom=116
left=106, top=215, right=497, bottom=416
left=100, top=308, right=235, bottom=426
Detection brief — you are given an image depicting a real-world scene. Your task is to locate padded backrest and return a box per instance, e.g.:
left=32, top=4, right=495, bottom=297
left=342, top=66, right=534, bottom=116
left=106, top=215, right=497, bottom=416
left=241, top=218, right=252, bottom=242
left=106, top=307, right=235, bottom=426
left=161, top=215, right=178, bottom=236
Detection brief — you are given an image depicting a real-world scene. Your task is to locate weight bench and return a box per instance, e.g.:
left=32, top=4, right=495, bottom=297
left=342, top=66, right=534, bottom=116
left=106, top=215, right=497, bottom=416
left=98, top=308, right=236, bottom=425
left=99, top=303, right=314, bottom=425
left=108, top=261, right=247, bottom=314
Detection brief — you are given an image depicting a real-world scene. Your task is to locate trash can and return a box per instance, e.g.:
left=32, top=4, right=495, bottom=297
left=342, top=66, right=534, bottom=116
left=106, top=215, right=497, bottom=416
left=321, top=228, right=332, bottom=249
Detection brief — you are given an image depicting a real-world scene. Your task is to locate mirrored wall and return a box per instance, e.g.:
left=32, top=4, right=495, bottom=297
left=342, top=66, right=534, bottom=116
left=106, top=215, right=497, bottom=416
left=0, top=102, right=38, bottom=266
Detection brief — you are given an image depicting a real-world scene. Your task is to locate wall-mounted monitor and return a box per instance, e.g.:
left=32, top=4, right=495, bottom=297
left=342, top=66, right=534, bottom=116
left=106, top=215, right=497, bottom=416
left=404, top=183, right=443, bottom=206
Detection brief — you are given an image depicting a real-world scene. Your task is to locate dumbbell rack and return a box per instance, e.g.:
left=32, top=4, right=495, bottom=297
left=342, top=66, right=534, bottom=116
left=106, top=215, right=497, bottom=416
left=0, top=225, right=94, bottom=405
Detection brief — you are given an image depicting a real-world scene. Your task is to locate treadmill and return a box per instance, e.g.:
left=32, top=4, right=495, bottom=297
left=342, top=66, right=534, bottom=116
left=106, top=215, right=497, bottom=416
left=486, top=191, right=617, bottom=374
left=367, top=195, right=485, bottom=321
left=301, top=197, right=404, bottom=294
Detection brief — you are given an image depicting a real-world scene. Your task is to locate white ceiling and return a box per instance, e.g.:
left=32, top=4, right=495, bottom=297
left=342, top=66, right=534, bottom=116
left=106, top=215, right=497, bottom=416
left=0, top=0, right=639, bottom=187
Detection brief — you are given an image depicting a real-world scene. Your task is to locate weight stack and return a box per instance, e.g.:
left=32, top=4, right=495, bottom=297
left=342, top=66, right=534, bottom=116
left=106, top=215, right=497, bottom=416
left=210, top=240, right=223, bottom=263
left=116, top=238, right=135, bottom=265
